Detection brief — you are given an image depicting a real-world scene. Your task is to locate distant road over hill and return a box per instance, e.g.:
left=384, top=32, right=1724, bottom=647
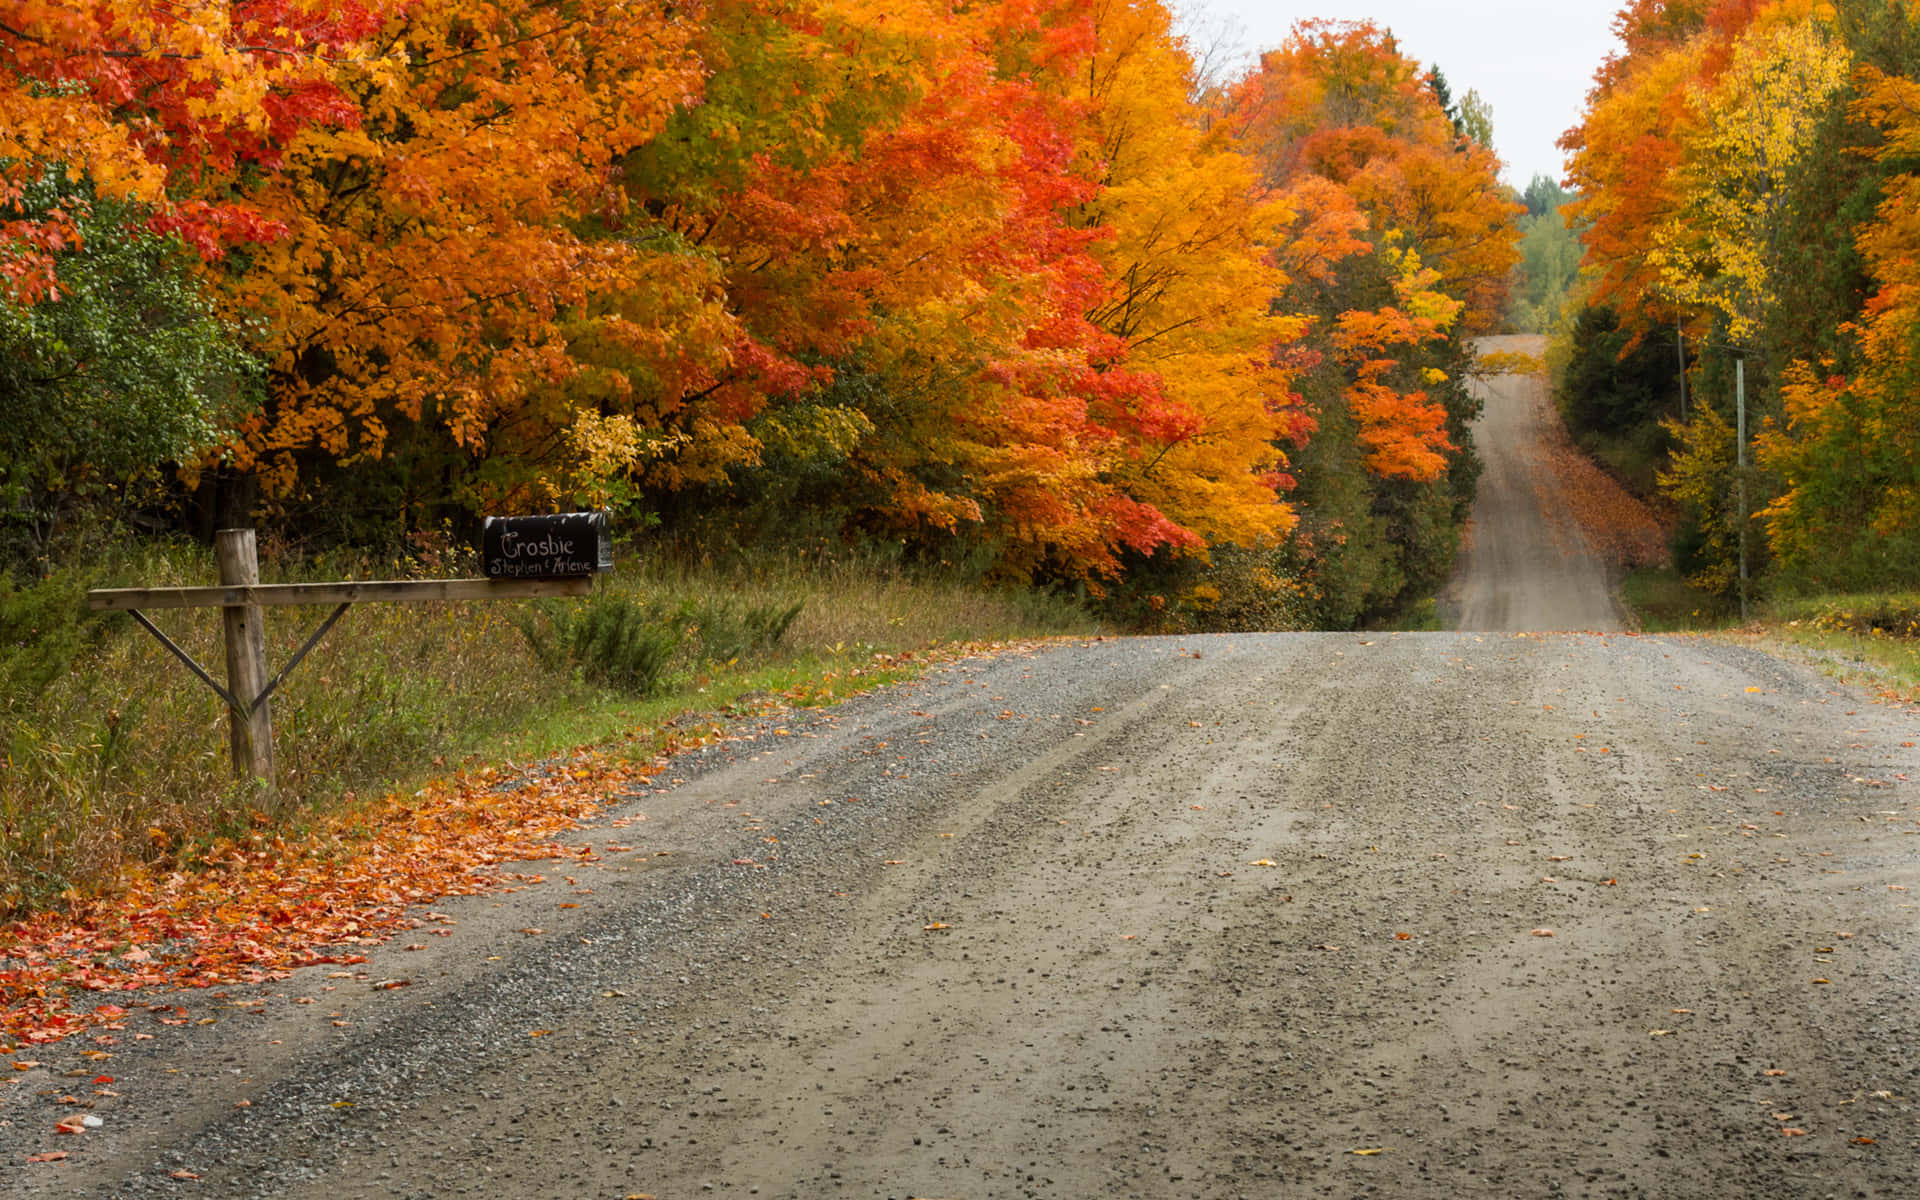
left=1444, top=333, right=1628, bottom=632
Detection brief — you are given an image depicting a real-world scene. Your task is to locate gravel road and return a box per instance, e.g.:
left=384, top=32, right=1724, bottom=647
left=8, top=362, right=1920, bottom=1199
left=1441, top=335, right=1626, bottom=633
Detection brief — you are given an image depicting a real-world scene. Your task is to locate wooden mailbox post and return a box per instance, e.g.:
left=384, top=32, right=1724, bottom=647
left=87, top=518, right=609, bottom=791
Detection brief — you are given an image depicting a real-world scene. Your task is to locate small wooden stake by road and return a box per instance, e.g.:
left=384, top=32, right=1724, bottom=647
left=88, top=527, right=595, bottom=793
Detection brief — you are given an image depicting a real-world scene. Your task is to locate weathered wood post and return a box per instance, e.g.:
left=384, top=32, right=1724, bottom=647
left=215, top=529, right=276, bottom=788
left=89, top=512, right=609, bottom=791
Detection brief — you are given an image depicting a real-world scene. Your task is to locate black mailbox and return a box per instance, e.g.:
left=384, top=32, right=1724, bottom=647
left=481, top=512, right=613, bottom=579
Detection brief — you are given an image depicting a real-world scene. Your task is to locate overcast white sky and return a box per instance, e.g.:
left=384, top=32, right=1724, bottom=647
left=1175, top=0, right=1627, bottom=188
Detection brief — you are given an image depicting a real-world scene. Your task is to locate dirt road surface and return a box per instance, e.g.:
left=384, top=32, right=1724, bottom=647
left=8, top=361, right=1920, bottom=1199
left=1442, top=335, right=1627, bottom=633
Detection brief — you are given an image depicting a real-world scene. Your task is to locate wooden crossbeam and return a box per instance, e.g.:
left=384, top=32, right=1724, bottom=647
left=87, top=532, right=596, bottom=792
left=87, top=576, right=589, bottom=611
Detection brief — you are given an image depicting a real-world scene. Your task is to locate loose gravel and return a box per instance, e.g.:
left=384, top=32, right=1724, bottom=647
left=5, top=631, right=1919, bottom=1199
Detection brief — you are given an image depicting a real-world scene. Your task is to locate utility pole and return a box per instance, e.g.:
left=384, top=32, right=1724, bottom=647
left=1676, top=323, right=1689, bottom=422
left=1736, top=357, right=1748, bottom=623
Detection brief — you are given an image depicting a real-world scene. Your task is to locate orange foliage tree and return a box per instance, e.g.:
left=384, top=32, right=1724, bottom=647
left=10, top=0, right=1524, bottom=609
left=1759, top=62, right=1920, bottom=587
left=0, top=0, right=382, bottom=299
left=1216, top=19, right=1518, bottom=623
left=1561, top=0, right=1920, bottom=595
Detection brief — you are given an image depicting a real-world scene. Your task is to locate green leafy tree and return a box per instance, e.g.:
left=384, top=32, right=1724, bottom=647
left=0, top=171, right=259, bottom=561
left=1508, top=177, right=1583, bottom=333
left=1458, top=89, right=1494, bottom=150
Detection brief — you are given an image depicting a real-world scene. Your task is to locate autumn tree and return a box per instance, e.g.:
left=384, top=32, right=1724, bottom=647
left=1759, top=51, right=1920, bottom=589
left=1557, top=0, right=1902, bottom=600
left=0, top=1, right=390, bottom=537
left=1217, top=19, right=1518, bottom=625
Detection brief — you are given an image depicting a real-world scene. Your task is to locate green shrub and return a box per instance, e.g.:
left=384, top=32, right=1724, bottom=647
left=515, top=586, right=807, bottom=696
left=694, top=598, right=804, bottom=663
left=516, top=589, right=683, bottom=696
left=0, top=566, right=121, bottom=712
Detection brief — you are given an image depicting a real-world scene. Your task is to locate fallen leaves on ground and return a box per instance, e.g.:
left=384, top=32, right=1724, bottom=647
left=0, top=748, right=653, bottom=1047
left=1533, top=398, right=1668, bottom=570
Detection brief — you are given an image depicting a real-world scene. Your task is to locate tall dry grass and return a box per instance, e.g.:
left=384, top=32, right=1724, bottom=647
left=1, top=537, right=1097, bottom=915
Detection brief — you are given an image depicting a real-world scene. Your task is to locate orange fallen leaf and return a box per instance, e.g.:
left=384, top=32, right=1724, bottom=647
left=1394, top=932, right=1412, bottom=940
left=1249, top=858, right=1276, bottom=867
left=1772, top=1112, right=1795, bottom=1121
left=25, top=1152, right=69, bottom=1163
left=1853, top=1137, right=1877, bottom=1145
left=1780, top=1127, right=1808, bottom=1137
left=1764, top=1069, right=1788, bottom=1077
left=1530, top=928, right=1555, bottom=937
left=520, top=928, right=545, bottom=935
left=528, top=1029, right=551, bottom=1037
left=923, top=922, right=949, bottom=931
left=171, top=1170, right=201, bottom=1180
left=1812, top=978, right=1832, bottom=985
left=884, top=860, right=908, bottom=866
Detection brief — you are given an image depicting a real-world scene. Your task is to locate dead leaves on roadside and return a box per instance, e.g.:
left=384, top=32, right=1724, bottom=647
left=1, top=749, right=655, bottom=1047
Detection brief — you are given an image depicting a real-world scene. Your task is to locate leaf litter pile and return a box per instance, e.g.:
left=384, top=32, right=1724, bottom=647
left=0, top=750, right=653, bottom=1050
left=1532, top=386, right=1668, bottom=571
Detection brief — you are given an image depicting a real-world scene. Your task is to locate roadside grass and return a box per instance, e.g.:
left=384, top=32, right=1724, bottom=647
left=1748, top=592, right=1920, bottom=702
left=0, top=540, right=1098, bottom=917
left=1620, top=566, right=1734, bottom=632
left=1619, top=570, right=1920, bottom=701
